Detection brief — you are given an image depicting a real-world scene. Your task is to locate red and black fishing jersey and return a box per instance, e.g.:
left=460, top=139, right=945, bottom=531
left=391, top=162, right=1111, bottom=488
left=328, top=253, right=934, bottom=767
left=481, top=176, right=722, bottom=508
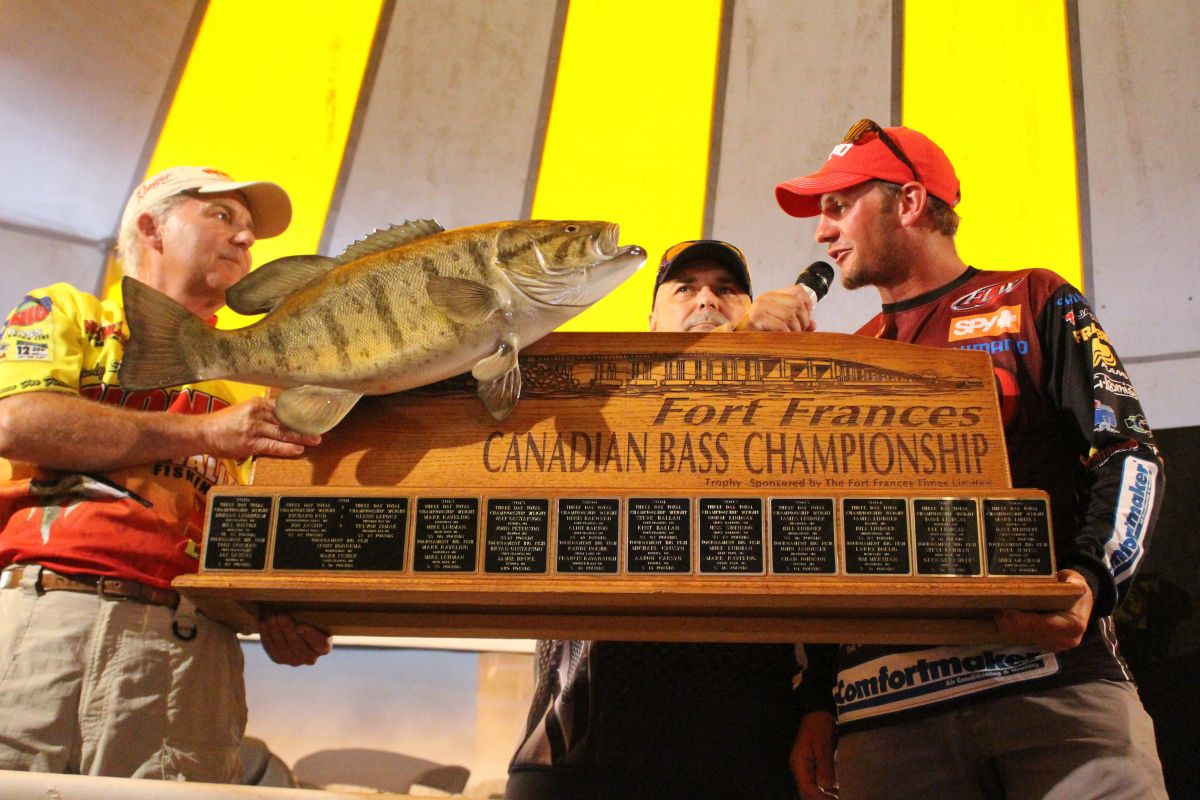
left=798, top=267, right=1164, bottom=729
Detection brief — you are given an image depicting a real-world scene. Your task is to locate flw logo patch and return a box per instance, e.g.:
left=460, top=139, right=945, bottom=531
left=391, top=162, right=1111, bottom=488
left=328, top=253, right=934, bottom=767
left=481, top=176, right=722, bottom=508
left=949, top=305, right=1022, bottom=342
left=950, top=278, right=1025, bottom=311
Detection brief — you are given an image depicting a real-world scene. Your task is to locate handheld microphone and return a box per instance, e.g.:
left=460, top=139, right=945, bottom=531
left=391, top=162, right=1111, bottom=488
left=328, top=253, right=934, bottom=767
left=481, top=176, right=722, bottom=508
left=795, top=261, right=835, bottom=305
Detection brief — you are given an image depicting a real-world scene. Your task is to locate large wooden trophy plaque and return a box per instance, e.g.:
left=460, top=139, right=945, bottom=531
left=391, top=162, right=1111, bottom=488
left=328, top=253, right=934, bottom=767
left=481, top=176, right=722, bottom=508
left=175, top=332, right=1080, bottom=644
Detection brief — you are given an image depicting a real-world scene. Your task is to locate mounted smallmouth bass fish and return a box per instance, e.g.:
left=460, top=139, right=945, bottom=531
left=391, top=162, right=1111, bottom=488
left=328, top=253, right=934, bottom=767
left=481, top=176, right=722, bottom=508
left=118, top=219, right=645, bottom=434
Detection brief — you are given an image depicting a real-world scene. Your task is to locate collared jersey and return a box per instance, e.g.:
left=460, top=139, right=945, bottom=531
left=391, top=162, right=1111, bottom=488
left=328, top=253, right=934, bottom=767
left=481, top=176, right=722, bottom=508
left=798, top=267, right=1164, bottom=730
left=0, top=283, right=259, bottom=589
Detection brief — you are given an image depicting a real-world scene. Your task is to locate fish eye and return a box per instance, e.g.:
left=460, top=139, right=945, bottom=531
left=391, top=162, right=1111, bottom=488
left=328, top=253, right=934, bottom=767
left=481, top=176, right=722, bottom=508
left=565, top=225, right=579, bottom=233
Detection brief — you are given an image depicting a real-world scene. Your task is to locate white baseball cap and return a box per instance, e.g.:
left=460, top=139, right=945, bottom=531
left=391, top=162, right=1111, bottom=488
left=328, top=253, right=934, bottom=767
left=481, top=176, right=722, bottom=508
left=120, top=166, right=292, bottom=240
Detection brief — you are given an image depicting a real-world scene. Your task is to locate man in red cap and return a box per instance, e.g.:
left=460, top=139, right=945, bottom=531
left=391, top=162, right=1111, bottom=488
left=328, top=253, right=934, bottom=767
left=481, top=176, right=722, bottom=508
left=0, top=167, right=331, bottom=781
left=775, top=121, right=1167, bottom=799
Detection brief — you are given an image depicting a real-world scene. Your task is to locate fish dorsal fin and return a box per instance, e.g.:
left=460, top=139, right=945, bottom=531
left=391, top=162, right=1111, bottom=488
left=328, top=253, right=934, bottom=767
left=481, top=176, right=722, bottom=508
left=275, top=385, right=364, bottom=435
left=426, top=276, right=501, bottom=324
left=337, top=219, right=444, bottom=263
left=225, top=255, right=339, bottom=315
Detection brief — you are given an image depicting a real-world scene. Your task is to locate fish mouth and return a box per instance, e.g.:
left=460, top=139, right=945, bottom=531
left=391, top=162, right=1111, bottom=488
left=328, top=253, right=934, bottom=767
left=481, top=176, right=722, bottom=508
left=582, top=242, right=646, bottom=288
left=516, top=242, right=645, bottom=307
left=591, top=224, right=643, bottom=265
left=593, top=223, right=620, bottom=258
left=503, top=225, right=646, bottom=308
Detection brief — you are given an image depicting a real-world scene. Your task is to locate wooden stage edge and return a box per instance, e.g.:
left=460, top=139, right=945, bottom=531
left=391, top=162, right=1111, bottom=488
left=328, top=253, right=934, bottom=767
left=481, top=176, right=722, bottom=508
left=175, top=574, right=1082, bottom=646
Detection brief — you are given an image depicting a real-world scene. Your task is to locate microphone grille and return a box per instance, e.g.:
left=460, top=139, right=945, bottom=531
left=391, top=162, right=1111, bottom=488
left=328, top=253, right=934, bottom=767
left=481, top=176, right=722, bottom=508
left=798, top=261, right=835, bottom=300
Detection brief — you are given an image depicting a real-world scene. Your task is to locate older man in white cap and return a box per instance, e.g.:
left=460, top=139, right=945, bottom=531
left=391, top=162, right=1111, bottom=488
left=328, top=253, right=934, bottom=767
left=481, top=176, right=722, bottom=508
left=0, top=167, right=329, bottom=782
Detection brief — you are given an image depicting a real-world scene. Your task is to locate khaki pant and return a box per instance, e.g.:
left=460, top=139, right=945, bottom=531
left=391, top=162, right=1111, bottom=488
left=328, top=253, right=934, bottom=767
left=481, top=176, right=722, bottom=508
left=836, top=679, right=1167, bottom=800
left=0, top=565, right=247, bottom=781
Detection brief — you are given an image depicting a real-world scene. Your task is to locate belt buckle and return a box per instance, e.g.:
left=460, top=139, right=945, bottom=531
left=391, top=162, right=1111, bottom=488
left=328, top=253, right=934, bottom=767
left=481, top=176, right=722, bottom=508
left=96, top=576, right=126, bottom=601
left=0, top=569, right=15, bottom=590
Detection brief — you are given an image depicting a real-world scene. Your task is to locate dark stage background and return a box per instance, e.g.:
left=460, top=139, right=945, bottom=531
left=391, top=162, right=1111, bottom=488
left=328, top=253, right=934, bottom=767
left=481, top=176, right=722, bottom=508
left=1116, top=425, right=1199, bottom=798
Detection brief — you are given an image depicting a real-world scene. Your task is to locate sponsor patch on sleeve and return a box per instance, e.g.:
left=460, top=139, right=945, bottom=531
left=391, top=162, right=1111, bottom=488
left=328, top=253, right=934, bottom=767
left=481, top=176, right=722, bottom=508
left=13, top=341, right=51, bottom=361
left=1093, top=400, right=1119, bottom=433
left=835, top=646, right=1060, bottom=723
left=3, top=295, right=55, bottom=362
left=1107, top=457, right=1157, bottom=584
left=4, top=295, right=53, bottom=328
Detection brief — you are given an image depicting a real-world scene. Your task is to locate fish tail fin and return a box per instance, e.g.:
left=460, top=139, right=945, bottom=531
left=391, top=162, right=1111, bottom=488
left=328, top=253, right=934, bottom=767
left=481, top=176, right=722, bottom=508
left=118, top=277, right=216, bottom=389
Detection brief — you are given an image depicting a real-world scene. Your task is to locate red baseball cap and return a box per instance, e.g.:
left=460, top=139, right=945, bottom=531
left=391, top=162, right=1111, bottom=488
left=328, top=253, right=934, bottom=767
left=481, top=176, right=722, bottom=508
left=775, top=122, right=960, bottom=217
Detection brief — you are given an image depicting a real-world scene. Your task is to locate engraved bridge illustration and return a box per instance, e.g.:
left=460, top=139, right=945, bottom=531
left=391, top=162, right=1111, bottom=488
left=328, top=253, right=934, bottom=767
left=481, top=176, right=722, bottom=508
left=410, top=352, right=984, bottom=399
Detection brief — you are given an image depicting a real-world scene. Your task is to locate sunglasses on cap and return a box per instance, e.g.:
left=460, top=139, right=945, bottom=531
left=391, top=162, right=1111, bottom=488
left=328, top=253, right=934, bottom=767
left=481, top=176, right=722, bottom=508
left=659, top=239, right=748, bottom=268
left=653, top=239, right=753, bottom=307
left=843, top=118, right=921, bottom=183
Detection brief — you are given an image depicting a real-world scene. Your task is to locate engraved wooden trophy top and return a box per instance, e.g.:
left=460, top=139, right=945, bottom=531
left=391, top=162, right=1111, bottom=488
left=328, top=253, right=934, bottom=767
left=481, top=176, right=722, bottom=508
left=175, top=332, right=1080, bottom=644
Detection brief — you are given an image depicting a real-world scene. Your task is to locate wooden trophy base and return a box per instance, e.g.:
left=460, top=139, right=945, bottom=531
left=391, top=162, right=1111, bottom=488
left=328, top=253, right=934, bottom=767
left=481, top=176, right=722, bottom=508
left=178, top=332, right=1080, bottom=645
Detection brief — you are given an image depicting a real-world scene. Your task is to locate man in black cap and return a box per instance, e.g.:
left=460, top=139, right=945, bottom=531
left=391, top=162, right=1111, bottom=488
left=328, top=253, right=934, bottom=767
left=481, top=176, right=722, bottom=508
left=649, top=239, right=816, bottom=333
left=506, top=240, right=816, bottom=800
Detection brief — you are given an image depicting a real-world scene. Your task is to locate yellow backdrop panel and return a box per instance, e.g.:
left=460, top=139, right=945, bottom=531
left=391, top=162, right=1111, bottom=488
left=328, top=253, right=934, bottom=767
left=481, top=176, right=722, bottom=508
left=904, top=0, right=1083, bottom=289
left=104, top=0, right=384, bottom=333
left=532, top=0, right=724, bottom=332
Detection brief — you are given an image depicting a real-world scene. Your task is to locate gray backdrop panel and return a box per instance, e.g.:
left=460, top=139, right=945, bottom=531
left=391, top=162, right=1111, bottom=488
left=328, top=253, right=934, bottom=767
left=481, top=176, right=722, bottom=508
left=325, top=0, right=560, bottom=253
left=1076, top=3, right=1200, bottom=356
left=1076, top=1, right=1200, bottom=428
left=712, top=0, right=893, bottom=334
left=0, top=229, right=109, bottom=314
left=0, top=0, right=197, bottom=240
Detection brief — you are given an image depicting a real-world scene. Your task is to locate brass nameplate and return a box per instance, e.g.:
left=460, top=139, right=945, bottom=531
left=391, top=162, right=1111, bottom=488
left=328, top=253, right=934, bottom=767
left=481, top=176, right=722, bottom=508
left=555, top=498, right=620, bottom=574
left=914, top=498, right=983, bottom=577
left=769, top=498, right=837, bottom=575
left=412, top=497, right=479, bottom=573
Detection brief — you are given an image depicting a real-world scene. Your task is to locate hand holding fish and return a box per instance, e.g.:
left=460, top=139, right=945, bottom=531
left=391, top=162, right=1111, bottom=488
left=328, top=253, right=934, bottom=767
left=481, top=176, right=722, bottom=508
left=200, top=396, right=322, bottom=460
left=0, top=391, right=314, bottom=473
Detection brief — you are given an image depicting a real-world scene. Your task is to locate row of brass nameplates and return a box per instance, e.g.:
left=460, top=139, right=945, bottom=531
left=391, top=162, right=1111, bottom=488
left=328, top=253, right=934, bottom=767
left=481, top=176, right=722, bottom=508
left=202, top=490, right=1054, bottom=578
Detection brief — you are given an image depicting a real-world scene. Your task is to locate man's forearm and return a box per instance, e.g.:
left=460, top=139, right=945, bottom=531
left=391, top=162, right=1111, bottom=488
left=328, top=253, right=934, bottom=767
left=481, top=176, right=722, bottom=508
left=0, top=391, right=209, bottom=472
